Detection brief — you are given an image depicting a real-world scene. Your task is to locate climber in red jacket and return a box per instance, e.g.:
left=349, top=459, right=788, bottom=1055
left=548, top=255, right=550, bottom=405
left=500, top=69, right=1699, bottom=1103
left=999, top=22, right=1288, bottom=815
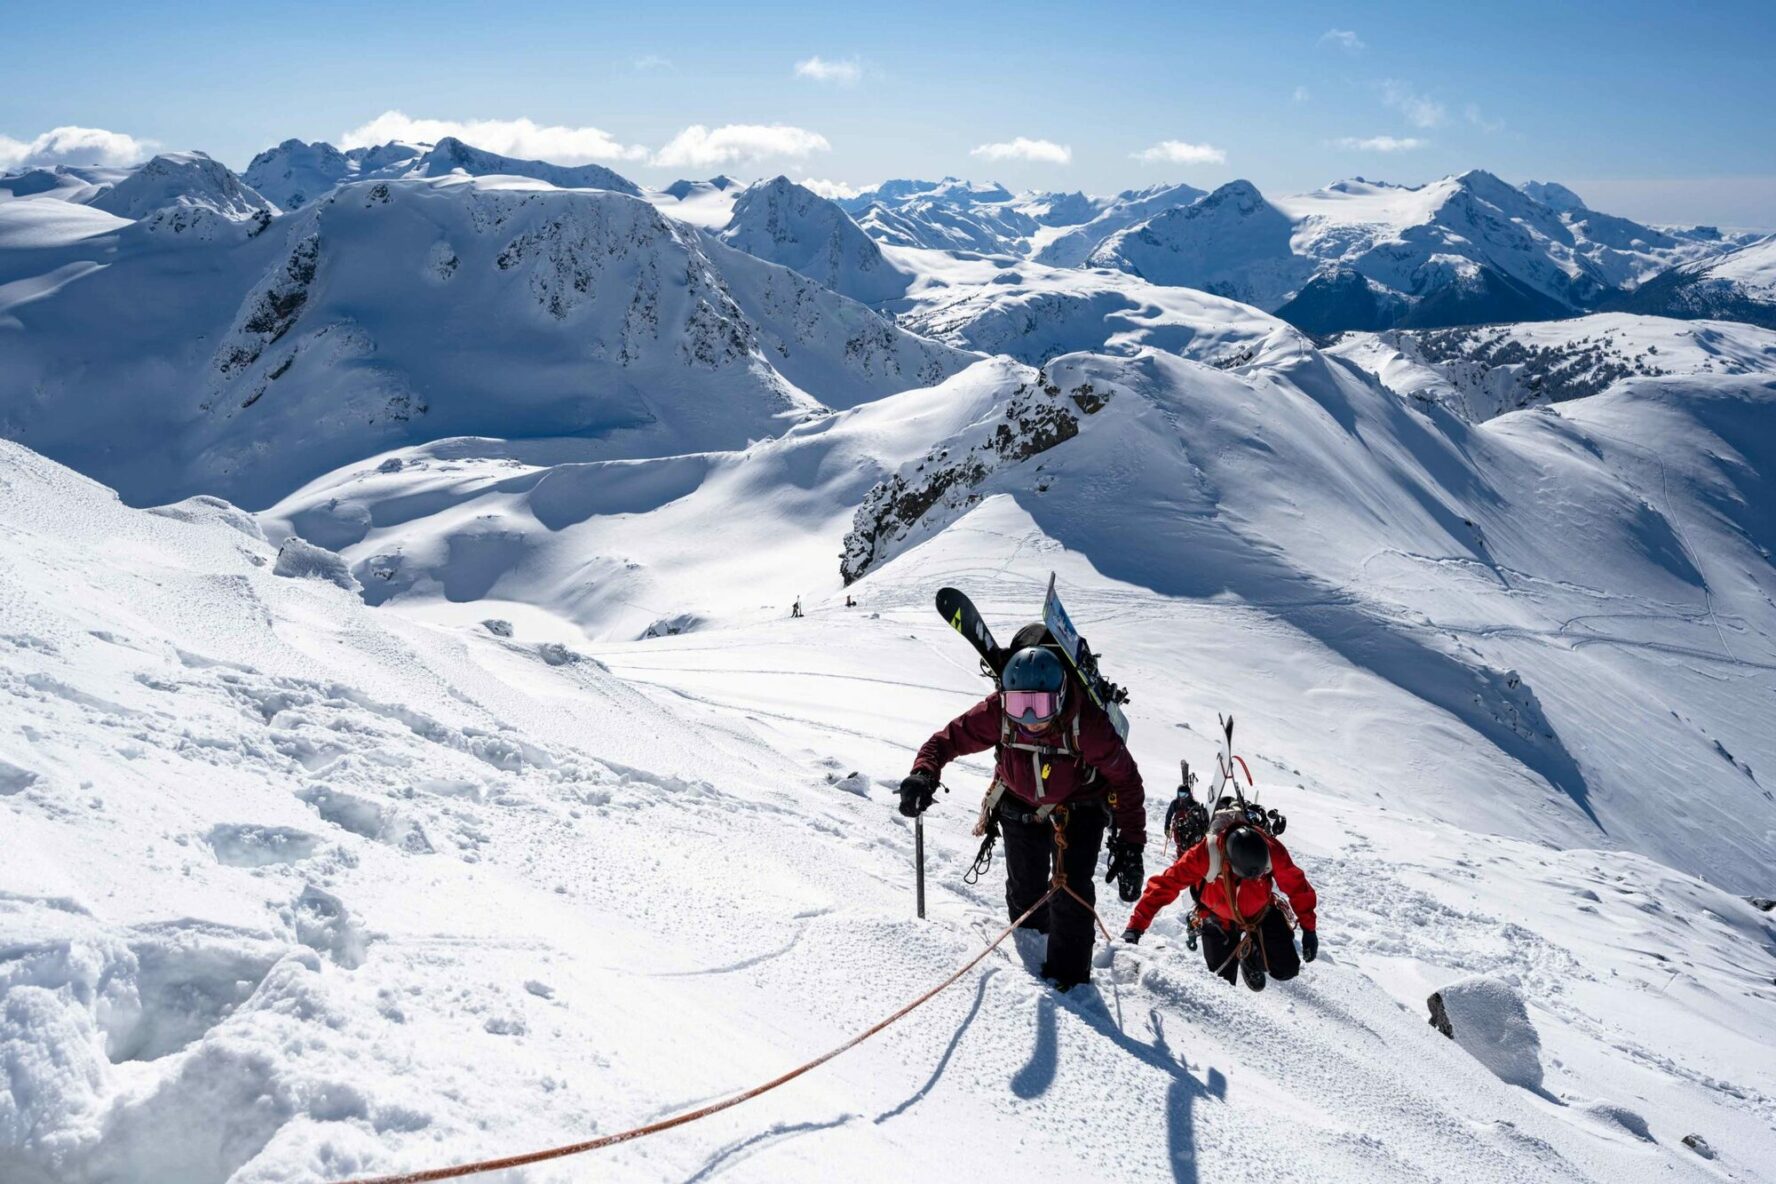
left=1121, top=821, right=1317, bottom=991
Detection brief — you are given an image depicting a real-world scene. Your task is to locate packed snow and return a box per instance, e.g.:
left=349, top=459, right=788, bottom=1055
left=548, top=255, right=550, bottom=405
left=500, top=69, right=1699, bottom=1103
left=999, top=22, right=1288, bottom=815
left=4, top=129, right=1776, bottom=1184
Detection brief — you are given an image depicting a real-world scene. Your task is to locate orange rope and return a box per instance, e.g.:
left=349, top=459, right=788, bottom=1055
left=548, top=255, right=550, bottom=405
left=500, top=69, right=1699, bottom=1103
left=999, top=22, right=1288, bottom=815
left=334, top=889, right=1061, bottom=1184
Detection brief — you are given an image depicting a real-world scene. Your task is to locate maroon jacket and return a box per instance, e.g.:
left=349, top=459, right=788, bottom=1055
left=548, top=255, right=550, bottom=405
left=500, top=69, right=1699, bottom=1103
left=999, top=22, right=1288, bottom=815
left=912, top=692, right=1146, bottom=844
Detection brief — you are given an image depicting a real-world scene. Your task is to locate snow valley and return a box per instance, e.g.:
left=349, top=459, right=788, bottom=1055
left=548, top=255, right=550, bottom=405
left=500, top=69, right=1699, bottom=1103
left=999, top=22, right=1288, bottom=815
left=3, top=133, right=1775, bottom=1184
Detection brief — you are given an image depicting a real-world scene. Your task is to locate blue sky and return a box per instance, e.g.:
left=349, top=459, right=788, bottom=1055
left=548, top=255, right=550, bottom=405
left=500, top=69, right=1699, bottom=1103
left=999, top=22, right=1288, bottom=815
left=4, top=0, right=1773, bottom=226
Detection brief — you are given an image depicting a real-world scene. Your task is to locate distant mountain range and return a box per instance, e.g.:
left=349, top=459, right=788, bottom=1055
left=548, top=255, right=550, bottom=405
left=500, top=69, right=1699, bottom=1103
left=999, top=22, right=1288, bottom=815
left=5, top=135, right=1770, bottom=349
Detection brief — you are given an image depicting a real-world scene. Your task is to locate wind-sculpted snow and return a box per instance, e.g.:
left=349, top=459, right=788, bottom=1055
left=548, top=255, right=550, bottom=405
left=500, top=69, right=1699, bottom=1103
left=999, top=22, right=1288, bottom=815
left=0, top=176, right=970, bottom=507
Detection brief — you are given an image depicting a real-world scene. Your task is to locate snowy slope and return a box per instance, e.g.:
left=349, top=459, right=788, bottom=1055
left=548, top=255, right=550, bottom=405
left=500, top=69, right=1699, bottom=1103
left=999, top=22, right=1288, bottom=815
left=7, top=427, right=1776, bottom=1184
left=0, top=164, right=132, bottom=205
left=646, top=174, right=744, bottom=228
left=1615, top=235, right=1776, bottom=329
left=1330, top=313, right=1776, bottom=420
left=880, top=246, right=1291, bottom=365
left=261, top=332, right=1776, bottom=892
left=719, top=177, right=912, bottom=304
left=0, top=175, right=971, bottom=507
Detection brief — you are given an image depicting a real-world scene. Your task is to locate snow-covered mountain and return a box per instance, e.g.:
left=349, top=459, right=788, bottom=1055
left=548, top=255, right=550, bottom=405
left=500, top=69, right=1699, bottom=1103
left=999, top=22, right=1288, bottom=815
left=80, top=151, right=273, bottom=222
left=0, top=176, right=970, bottom=506
left=1086, top=171, right=1736, bottom=333
left=242, top=136, right=642, bottom=211
left=1614, top=235, right=1776, bottom=329
left=1032, top=182, right=1209, bottom=267
left=720, top=176, right=912, bottom=304
left=1330, top=313, right=1776, bottom=420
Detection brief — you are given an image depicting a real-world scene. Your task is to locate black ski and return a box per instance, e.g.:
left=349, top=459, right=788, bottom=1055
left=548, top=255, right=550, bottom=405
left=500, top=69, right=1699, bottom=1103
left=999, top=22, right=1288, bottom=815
left=935, top=586, right=1005, bottom=679
left=1042, top=573, right=1131, bottom=739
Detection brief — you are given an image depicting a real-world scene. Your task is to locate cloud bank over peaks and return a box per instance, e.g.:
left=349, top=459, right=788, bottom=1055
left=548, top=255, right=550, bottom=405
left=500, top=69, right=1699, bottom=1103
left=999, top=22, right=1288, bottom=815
left=970, top=137, right=1071, bottom=164
left=652, top=124, right=831, bottom=168
left=0, top=125, right=156, bottom=169
left=340, top=111, right=648, bottom=163
left=1133, top=140, right=1227, bottom=165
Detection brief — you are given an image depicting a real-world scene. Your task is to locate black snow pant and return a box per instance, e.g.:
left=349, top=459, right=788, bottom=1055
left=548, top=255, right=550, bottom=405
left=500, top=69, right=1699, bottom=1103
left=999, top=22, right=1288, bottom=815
left=1200, top=909, right=1300, bottom=988
left=1001, top=800, right=1106, bottom=987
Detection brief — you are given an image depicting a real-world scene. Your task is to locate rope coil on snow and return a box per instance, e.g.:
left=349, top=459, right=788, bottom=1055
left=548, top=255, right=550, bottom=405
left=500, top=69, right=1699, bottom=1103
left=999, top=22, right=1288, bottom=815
left=337, top=886, right=1092, bottom=1184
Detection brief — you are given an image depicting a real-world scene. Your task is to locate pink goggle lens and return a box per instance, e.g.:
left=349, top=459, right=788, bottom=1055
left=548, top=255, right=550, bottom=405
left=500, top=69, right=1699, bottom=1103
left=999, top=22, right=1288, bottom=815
left=1005, top=690, right=1061, bottom=722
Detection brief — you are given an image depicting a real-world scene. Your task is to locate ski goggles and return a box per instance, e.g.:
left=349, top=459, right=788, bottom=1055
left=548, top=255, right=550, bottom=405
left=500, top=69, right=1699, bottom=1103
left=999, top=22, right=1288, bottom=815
left=1004, top=689, right=1063, bottom=724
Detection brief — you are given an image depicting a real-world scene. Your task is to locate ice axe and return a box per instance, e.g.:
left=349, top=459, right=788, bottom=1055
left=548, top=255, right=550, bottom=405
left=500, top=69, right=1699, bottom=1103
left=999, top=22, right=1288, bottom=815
left=915, top=813, right=926, bottom=920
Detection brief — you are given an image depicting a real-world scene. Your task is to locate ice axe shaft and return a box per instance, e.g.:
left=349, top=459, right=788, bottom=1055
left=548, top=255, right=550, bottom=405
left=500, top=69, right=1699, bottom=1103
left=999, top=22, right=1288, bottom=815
left=915, top=814, right=927, bottom=919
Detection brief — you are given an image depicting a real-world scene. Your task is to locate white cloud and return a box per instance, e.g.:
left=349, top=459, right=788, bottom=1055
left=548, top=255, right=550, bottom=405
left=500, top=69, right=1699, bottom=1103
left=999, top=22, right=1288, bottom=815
left=633, top=55, right=673, bottom=72
left=0, top=125, right=154, bottom=169
left=1132, top=140, right=1227, bottom=166
left=1319, top=29, right=1365, bottom=52
left=1465, top=103, right=1505, bottom=133
left=1333, top=135, right=1428, bottom=152
left=1381, top=80, right=1446, bottom=129
left=1293, top=86, right=1312, bottom=103
left=340, top=111, right=648, bottom=163
left=970, top=137, right=1071, bottom=165
left=798, top=176, right=864, bottom=199
left=652, top=124, right=831, bottom=169
left=794, top=56, right=862, bottom=85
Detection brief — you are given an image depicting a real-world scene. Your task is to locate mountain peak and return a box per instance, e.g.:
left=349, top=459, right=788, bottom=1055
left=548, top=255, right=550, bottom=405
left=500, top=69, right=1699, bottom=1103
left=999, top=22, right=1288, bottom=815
left=1520, top=180, right=1589, bottom=213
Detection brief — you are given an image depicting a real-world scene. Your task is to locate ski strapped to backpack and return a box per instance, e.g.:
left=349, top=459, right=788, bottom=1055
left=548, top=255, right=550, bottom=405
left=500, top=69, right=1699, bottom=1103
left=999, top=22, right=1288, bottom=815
left=1181, top=714, right=1292, bottom=962
left=1041, top=573, right=1130, bottom=740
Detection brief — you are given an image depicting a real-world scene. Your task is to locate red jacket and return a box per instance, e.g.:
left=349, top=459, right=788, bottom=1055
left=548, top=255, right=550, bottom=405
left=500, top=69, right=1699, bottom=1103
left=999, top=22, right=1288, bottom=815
left=1127, top=829, right=1316, bottom=933
left=913, top=691, right=1146, bottom=844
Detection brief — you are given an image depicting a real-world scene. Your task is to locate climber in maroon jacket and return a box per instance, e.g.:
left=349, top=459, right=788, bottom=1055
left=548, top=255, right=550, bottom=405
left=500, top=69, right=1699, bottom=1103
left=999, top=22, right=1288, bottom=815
left=900, top=645, right=1145, bottom=990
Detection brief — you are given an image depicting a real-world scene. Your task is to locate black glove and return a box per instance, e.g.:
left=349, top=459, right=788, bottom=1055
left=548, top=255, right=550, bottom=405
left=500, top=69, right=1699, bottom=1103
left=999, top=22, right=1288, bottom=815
left=898, top=772, right=937, bottom=818
left=1301, top=929, right=1318, bottom=962
left=1120, top=928, right=1142, bottom=944
left=1104, top=836, right=1145, bottom=903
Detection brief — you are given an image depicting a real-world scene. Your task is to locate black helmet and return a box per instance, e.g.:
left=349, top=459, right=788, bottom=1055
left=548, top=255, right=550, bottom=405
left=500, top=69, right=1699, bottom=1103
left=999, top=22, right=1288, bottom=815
left=1001, top=646, right=1067, bottom=727
left=1224, top=826, right=1271, bottom=879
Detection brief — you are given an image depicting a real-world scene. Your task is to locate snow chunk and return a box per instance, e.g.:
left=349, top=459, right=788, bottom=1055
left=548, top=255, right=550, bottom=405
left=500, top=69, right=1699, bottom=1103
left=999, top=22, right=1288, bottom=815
left=1428, top=975, right=1544, bottom=1090
left=273, top=537, right=361, bottom=592
left=206, top=823, right=322, bottom=868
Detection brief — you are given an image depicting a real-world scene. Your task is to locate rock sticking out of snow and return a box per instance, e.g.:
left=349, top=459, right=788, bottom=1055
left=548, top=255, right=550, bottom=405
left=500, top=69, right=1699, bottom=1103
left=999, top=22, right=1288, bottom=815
left=273, top=537, right=361, bottom=592
left=1427, top=975, right=1545, bottom=1090
left=1683, top=1134, right=1717, bottom=1159
left=481, top=619, right=514, bottom=638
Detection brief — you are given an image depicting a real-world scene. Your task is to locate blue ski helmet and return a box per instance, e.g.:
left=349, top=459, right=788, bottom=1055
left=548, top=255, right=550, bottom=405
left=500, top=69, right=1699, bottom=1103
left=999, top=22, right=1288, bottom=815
left=1002, top=646, right=1067, bottom=727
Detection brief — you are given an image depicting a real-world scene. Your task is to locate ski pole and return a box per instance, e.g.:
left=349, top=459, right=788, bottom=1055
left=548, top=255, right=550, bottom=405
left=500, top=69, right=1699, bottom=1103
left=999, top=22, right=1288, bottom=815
left=915, top=813, right=927, bottom=920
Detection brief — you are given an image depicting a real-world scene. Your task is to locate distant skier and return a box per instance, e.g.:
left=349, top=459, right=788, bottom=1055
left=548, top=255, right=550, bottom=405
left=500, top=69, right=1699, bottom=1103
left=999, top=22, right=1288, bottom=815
left=899, top=642, right=1145, bottom=990
left=1121, top=822, right=1317, bottom=991
left=791, top=597, right=803, bottom=619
